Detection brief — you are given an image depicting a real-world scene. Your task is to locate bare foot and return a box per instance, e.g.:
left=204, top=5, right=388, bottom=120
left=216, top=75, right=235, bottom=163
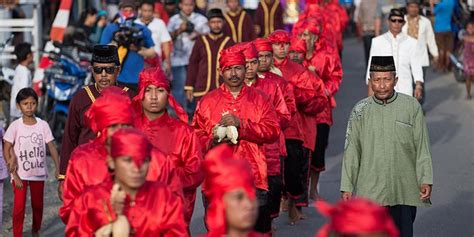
left=288, top=200, right=299, bottom=225
left=296, top=207, right=307, bottom=220
left=280, top=198, right=288, bottom=212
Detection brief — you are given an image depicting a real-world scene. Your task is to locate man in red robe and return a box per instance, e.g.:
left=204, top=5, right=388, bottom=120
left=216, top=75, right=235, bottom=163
left=234, top=41, right=290, bottom=229
left=268, top=30, right=327, bottom=223
left=254, top=0, right=284, bottom=37
left=223, top=0, right=256, bottom=43
left=59, top=45, right=133, bottom=184
left=59, top=87, right=179, bottom=224
left=133, top=67, right=203, bottom=226
left=298, top=20, right=343, bottom=201
left=66, top=128, right=188, bottom=236
left=192, top=45, right=280, bottom=235
left=185, top=8, right=234, bottom=107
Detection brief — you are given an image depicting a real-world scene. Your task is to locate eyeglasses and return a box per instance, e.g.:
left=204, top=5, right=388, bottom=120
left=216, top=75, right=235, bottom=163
left=92, top=66, right=117, bottom=74
left=390, top=19, right=405, bottom=24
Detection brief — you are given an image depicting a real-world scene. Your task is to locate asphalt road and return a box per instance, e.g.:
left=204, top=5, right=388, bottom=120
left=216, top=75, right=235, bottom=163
left=2, top=38, right=473, bottom=237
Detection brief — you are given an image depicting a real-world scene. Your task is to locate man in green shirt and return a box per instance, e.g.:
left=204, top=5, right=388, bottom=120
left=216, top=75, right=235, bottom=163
left=340, top=56, right=433, bottom=237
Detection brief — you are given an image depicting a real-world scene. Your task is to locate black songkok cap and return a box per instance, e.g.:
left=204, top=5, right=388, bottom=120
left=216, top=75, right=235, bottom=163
left=370, top=56, right=396, bottom=72
left=388, top=8, right=404, bottom=19
left=92, top=45, right=120, bottom=66
left=207, top=8, right=224, bottom=20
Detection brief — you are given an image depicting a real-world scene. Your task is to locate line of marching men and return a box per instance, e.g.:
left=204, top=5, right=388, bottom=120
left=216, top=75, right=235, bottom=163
left=59, top=1, right=350, bottom=236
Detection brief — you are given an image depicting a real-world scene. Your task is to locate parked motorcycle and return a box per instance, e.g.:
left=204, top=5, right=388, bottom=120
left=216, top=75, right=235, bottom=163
left=41, top=41, right=90, bottom=142
left=0, top=35, right=15, bottom=124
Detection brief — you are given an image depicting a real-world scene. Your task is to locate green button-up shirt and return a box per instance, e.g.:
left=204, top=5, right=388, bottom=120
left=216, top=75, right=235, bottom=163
left=340, top=93, right=433, bottom=207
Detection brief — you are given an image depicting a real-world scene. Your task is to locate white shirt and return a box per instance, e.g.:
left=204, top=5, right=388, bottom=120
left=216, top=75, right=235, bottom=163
left=366, top=32, right=423, bottom=97
left=168, top=12, right=209, bottom=67
left=243, top=0, right=259, bottom=10
left=10, top=64, right=32, bottom=118
left=135, top=18, right=172, bottom=57
left=402, top=15, right=439, bottom=67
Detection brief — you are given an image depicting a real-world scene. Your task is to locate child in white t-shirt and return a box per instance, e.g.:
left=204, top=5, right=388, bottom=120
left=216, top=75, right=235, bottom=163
left=10, top=42, right=33, bottom=122
left=0, top=125, right=9, bottom=233
left=3, top=88, right=59, bottom=237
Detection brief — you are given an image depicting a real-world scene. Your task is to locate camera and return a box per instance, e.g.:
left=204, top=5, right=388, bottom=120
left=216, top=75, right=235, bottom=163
left=184, top=21, right=195, bottom=34
left=113, top=19, right=144, bottom=49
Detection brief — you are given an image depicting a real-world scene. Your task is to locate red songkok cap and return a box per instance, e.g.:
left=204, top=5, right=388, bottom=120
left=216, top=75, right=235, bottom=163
left=134, top=67, right=188, bottom=123
left=219, top=46, right=246, bottom=72
left=268, top=30, right=291, bottom=44
left=233, top=42, right=258, bottom=60
left=110, top=128, right=152, bottom=168
left=315, top=198, right=400, bottom=237
left=289, top=37, right=307, bottom=53
left=203, top=145, right=256, bottom=237
left=253, top=38, right=273, bottom=52
left=85, top=86, right=134, bottom=141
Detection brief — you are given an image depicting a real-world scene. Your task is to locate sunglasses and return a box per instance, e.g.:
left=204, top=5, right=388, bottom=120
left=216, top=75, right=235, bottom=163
left=390, top=19, right=405, bottom=23
left=92, top=66, right=117, bottom=74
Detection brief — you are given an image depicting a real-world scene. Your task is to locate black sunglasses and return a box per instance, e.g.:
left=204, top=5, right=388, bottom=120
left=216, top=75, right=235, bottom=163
left=92, top=66, right=117, bottom=74
left=390, top=19, right=405, bottom=23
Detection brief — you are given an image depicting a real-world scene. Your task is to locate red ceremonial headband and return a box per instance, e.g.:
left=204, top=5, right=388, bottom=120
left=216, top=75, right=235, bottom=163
left=315, top=198, right=400, bottom=237
left=268, top=30, right=291, bottom=44
left=110, top=128, right=152, bottom=168
left=219, top=46, right=246, bottom=72
left=289, top=37, right=307, bottom=53
left=253, top=38, right=273, bottom=52
left=203, top=145, right=256, bottom=237
left=234, top=42, right=258, bottom=60
left=85, top=86, right=134, bottom=140
left=134, top=67, right=188, bottom=123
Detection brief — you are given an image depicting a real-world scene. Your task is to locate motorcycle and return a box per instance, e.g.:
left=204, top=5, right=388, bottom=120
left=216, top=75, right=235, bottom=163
left=0, top=35, right=15, bottom=124
left=41, top=41, right=91, bottom=142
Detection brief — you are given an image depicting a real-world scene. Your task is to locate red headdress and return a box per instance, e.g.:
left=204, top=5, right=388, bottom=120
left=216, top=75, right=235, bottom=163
left=110, top=128, right=152, bottom=168
left=133, top=67, right=188, bottom=123
left=253, top=38, right=273, bottom=52
left=302, top=19, right=322, bottom=36
left=203, top=145, right=256, bottom=237
left=315, top=198, right=400, bottom=237
left=268, top=30, right=291, bottom=44
left=233, top=42, right=258, bottom=60
left=289, top=37, right=307, bottom=53
left=84, top=86, right=134, bottom=142
left=219, top=46, right=246, bottom=72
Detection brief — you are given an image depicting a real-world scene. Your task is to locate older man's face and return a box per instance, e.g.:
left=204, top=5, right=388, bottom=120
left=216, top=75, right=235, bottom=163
left=370, top=71, right=398, bottom=100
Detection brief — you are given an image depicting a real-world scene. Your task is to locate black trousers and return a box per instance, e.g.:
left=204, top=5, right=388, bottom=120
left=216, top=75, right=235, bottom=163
left=296, top=147, right=310, bottom=207
left=254, top=189, right=271, bottom=234
left=311, top=124, right=330, bottom=172
left=284, top=139, right=305, bottom=199
left=268, top=175, right=283, bottom=219
left=388, top=205, right=417, bottom=237
left=362, top=34, right=375, bottom=64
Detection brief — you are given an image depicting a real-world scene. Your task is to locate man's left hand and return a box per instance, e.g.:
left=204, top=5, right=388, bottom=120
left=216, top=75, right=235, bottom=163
left=414, top=87, right=423, bottom=101
left=220, top=114, right=240, bottom=127
left=420, top=184, right=432, bottom=201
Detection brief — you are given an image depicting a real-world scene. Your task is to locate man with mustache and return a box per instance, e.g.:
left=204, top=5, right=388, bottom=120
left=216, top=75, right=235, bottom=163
left=192, top=45, right=280, bottom=235
left=58, top=45, right=134, bottom=190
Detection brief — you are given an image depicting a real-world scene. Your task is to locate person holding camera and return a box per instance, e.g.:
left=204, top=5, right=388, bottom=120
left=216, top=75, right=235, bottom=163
left=168, top=0, right=209, bottom=112
left=100, top=0, right=156, bottom=92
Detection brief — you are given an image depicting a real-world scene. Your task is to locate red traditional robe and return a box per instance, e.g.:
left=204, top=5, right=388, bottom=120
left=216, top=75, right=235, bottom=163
left=273, top=58, right=327, bottom=151
left=303, top=42, right=343, bottom=126
left=223, top=8, right=257, bottom=43
left=247, top=78, right=290, bottom=176
left=66, top=180, right=187, bottom=237
left=185, top=34, right=234, bottom=99
left=192, top=85, right=280, bottom=190
left=255, top=0, right=285, bottom=37
left=258, top=71, right=297, bottom=157
left=135, top=112, right=203, bottom=224
left=59, top=85, right=134, bottom=175
left=59, top=140, right=180, bottom=224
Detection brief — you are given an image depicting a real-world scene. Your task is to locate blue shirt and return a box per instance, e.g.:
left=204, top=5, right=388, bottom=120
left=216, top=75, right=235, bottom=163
left=434, top=0, right=455, bottom=33
left=100, top=22, right=154, bottom=84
